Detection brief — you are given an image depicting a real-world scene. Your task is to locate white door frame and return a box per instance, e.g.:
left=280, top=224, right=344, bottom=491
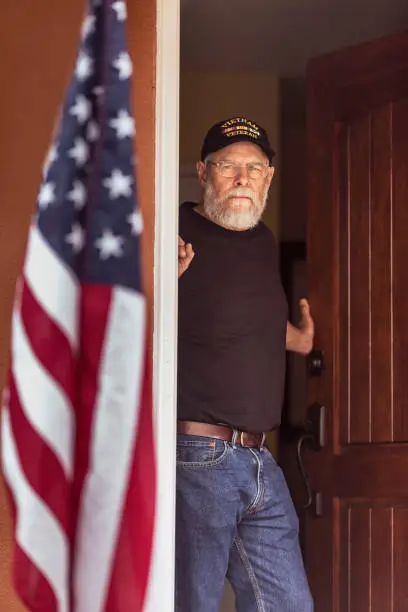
left=146, top=0, right=180, bottom=609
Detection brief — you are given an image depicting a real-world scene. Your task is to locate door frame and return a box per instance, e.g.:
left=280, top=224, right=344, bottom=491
left=148, top=0, right=180, bottom=609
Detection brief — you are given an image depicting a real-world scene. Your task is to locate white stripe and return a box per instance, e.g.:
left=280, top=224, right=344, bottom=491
left=2, top=408, right=70, bottom=612
left=12, top=308, right=75, bottom=479
left=74, top=288, right=146, bottom=612
left=24, top=224, right=79, bottom=350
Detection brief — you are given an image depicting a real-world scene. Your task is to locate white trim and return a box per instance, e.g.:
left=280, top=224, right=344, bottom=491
left=146, top=0, right=180, bottom=610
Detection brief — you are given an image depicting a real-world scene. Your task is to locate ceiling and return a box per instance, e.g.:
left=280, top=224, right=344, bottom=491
left=181, top=0, right=408, bottom=76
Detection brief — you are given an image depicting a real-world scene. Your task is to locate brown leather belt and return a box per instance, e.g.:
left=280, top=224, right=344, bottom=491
left=177, top=421, right=266, bottom=449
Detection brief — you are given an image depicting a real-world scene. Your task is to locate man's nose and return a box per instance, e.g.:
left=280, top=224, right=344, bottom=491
left=233, top=166, right=250, bottom=186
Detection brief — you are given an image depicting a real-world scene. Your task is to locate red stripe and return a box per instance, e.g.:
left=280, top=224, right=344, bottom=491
left=4, top=273, right=75, bottom=610
left=13, top=544, right=59, bottom=612
left=20, top=278, right=76, bottom=406
left=72, top=284, right=112, bottom=505
left=7, top=373, right=71, bottom=535
left=104, top=339, right=156, bottom=611
left=2, top=477, right=59, bottom=612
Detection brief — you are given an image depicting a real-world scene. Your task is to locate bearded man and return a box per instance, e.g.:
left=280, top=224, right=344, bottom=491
left=176, top=117, right=314, bottom=612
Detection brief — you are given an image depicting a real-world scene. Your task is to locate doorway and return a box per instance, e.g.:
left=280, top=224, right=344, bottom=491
left=179, top=2, right=408, bottom=611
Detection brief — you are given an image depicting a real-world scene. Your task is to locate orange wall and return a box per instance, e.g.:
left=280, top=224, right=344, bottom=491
left=0, top=2, right=156, bottom=610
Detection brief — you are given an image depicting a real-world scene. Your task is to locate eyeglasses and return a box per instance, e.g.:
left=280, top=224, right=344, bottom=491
left=206, top=160, right=270, bottom=180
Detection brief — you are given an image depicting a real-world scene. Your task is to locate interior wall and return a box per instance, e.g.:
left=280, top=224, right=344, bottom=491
left=179, top=69, right=282, bottom=612
left=280, top=78, right=307, bottom=243
left=279, top=77, right=309, bottom=432
left=0, top=2, right=156, bottom=610
left=278, top=78, right=310, bottom=539
left=179, top=71, right=281, bottom=237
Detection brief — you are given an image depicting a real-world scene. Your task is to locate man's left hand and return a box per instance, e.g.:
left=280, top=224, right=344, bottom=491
left=299, top=299, right=314, bottom=353
left=286, top=299, right=315, bottom=355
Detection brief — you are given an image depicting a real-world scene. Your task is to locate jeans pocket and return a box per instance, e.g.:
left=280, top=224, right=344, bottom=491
left=176, top=438, right=228, bottom=468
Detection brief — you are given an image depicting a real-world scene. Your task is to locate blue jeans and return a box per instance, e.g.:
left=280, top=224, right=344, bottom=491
left=175, top=435, right=313, bottom=612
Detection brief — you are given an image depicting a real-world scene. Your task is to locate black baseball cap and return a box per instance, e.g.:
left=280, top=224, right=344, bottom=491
left=200, top=117, right=275, bottom=164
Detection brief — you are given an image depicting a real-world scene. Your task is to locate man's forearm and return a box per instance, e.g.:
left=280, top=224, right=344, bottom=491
left=286, top=322, right=313, bottom=355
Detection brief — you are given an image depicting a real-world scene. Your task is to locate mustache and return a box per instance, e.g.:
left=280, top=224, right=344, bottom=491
left=218, top=187, right=257, bottom=204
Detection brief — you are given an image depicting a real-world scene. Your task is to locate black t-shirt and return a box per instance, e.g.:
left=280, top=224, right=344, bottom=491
left=178, top=202, right=288, bottom=433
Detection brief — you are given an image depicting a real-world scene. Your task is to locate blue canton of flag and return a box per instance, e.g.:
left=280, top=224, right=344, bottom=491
left=39, top=0, right=143, bottom=290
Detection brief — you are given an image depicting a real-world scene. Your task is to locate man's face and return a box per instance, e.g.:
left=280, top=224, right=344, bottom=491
left=196, top=142, right=275, bottom=230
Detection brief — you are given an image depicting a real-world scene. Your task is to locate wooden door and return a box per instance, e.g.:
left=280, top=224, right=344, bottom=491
left=305, top=31, right=408, bottom=611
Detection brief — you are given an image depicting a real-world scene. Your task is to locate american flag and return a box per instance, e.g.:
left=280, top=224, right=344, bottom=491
left=1, top=0, right=156, bottom=610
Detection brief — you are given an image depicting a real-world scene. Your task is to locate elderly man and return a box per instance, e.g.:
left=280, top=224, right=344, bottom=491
left=176, top=117, right=314, bottom=611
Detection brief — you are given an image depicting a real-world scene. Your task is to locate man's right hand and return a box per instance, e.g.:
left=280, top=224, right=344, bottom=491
left=178, top=236, right=195, bottom=278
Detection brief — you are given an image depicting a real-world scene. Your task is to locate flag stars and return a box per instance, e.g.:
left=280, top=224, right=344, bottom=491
left=109, top=109, right=135, bottom=139
left=95, top=230, right=124, bottom=260
left=92, top=87, right=105, bottom=108
left=87, top=121, right=100, bottom=142
left=113, top=52, right=132, bottom=80
left=81, top=14, right=96, bottom=39
left=69, top=138, right=89, bottom=167
left=93, top=86, right=104, bottom=99
left=76, top=51, right=94, bottom=81
left=68, top=180, right=87, bottom=209
left=66, top=223, right=85, bottom=253
left=103, top=169, right=133, bottom=199
left=70, top=95, right=92, bottom=124
left=42, top=144, right=59, bottom=177
left=127, top=210, right=143, bottom=236
left=112, top=1, right=127, bottom=21
left=38, top=182, right=56, bottom=210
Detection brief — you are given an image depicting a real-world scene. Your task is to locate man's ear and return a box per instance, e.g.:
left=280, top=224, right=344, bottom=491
left=267, top=166, right=275, bottom=188
left=196, top=161, right=207, bottom=187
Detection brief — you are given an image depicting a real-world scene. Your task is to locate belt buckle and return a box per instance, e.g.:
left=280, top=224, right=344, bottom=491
left=239, top=431, right=266, bottom=448
left=240, top=431, right=247, bottom=447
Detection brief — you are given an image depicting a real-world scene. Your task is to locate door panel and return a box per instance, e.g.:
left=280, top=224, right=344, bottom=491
left=306, top=31, right=408, bottom=611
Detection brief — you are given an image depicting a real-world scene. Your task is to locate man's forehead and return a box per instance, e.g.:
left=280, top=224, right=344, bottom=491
left=210, top=142, right=268, bottom=163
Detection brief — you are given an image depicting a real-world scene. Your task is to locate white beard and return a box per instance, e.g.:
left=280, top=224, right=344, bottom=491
left=202, top=183, right=268, bottom=230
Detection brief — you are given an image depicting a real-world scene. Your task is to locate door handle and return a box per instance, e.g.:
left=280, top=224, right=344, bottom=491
left=307, top=349, right=326, bottom=376
left=301, top=401, right=326, bottom=450
left=295, top=402, right=325, bottom=509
